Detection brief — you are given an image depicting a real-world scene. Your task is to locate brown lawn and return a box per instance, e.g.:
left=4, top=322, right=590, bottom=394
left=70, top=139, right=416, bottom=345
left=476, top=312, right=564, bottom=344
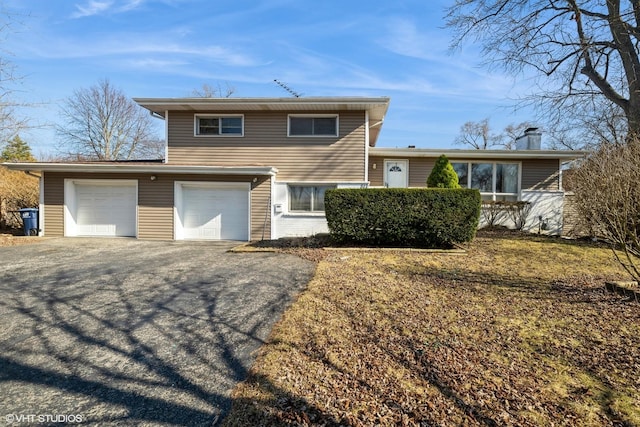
left=223, top=233, right=640, bottom=426
left=0, top=234, right=43, bottom=247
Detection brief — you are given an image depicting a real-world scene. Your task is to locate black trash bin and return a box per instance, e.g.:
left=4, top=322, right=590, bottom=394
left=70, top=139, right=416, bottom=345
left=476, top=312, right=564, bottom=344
left=18, top=208, right=39, bottom=236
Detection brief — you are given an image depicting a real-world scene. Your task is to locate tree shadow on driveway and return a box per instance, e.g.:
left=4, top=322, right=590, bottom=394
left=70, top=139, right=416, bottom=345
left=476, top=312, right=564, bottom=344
left=0, top=239, right=315, bottom=426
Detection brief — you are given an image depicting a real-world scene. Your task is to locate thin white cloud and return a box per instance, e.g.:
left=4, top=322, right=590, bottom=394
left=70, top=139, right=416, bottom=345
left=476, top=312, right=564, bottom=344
left=379, top=17, right=444, bottom=61
left=71, top=0, right=149, bottom=18
left=22, top=35, right=262, bottom=68
left=71, top=0, right=114, bottom=18
left=120, top=0, right=146, bottom=12
left=125, top=58, right=189, bottom=68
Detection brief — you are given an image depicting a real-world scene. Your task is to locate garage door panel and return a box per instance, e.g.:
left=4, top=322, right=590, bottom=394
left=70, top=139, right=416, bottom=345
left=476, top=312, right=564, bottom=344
left=179, top=184, right=249, bottom=241
left=74, top=184, right=136, bottom=237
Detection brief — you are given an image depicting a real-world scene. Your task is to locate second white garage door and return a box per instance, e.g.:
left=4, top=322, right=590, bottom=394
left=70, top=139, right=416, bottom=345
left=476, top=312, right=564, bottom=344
left=176, top=182, right=250, bottom=241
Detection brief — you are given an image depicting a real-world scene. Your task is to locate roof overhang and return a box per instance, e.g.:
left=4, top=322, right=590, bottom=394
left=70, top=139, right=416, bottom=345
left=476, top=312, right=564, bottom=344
left=133, top=96, right=390, bottom=146
left=370, top=148, right=588, bottom=161
left=2, top=162, right=279, bottom=176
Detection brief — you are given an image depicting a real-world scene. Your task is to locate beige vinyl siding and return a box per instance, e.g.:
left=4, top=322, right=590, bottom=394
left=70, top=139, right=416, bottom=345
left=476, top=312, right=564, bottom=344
left=250, top=177, right=271, bottom=240
left=368, top=156, right=434, bottom=187
left=42, top=172, right=64, bottom=237
left=167, top=111, right=366, bottom=182
left=370, top=156, right=561, bottom=191
left=521, top=159, right=560, bottom=190
left=407, top=158, right=435, bottom=187
left=368, top=157, right=384, bottom=186
left=138, top=176, right=173, bottom=240
left=43, top=172, right=271, bottom=240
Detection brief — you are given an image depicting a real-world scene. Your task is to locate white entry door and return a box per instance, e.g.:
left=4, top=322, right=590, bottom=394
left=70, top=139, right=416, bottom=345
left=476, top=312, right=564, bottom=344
left=384, top=160, right=408, bottom=188
left=177, top=182, right=250, bottom=241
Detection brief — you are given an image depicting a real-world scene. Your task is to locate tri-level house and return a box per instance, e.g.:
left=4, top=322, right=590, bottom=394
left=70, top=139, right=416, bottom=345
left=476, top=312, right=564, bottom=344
left=4, top=97, right=584, bottom=240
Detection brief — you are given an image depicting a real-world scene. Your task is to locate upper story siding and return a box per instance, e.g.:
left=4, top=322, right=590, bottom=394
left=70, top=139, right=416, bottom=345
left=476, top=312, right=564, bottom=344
left=167, top=111, right=367, bottom=182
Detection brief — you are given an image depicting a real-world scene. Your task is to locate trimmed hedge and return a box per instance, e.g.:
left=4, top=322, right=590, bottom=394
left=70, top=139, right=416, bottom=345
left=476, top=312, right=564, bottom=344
left=324, top=188, right=481, bottom=247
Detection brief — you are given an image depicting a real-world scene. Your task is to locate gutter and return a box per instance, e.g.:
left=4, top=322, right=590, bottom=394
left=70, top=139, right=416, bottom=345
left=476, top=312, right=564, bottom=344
left=2, top=163, right=279, bottom=176
left=370, top=148, right=588, bottom=160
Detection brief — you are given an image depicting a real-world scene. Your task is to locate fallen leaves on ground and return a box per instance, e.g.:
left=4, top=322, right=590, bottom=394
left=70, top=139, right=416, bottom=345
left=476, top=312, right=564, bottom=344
left=223, top=233, right=640, bottom=426
left=0, top=234, right=42, bottom=247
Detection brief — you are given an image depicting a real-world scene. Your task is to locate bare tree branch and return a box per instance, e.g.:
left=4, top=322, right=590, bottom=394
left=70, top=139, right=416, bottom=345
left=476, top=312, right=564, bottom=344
left=0, top=3, right=31, bottom=144
left=446, top=0, right=640, bottom=142
left=571, top=139, right=640, bottom=281
left=190, top=82, right=235, bottom=98
left=56, top=79, right=161, bottom=161
left=454, top=118, right=533, bottom=149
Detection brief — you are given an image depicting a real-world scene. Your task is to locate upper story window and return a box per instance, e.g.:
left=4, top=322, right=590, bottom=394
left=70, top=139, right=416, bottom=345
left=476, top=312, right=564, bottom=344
left=195, top=115, right=243, bottom=136
left=288, top=115, right=338, bottom=137
left=452, top=161, right=520, bottom=201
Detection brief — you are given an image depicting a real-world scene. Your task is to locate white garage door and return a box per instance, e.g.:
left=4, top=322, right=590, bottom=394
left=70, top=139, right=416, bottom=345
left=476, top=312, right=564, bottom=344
left=177, top=183, right=249, bottom=241
left=74, top=183, right=137, bottom=236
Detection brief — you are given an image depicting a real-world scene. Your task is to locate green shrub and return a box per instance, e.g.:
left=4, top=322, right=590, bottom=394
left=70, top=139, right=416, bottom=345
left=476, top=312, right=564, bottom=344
left=325, top=188, right=481, bottom=247
left=427, top=154, right=460, bottom=188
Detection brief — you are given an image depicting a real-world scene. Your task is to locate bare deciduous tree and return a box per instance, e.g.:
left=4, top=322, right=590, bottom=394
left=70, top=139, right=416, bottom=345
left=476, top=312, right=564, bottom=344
left=546, top=98, right=628, bottom=149
left=0, top=3, right=29, bottom=142
left=446, top=1, right=640, bottom=144
left=454, top=118, right=534, bottom=149
left=454, top=118, right=497, bottom=149
left=57, top=79, right=160, bottom=160
left=571, top=140, right=640, bottom=281
left=190, top=82, right=235, bottom=98
left=500, top=122, right=535, bottom=149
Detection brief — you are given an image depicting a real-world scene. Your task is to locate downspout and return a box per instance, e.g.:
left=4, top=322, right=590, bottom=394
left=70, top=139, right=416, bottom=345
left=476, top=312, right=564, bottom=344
left=262, top=192, right=271, bottom=241
left=364, top=111, right=370, bottom=184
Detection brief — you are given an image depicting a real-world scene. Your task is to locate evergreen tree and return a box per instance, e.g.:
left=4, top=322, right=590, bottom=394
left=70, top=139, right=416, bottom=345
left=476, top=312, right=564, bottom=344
left=0, top=135, right=35, bottom=162
left=427, top=155, right=460, bottom=188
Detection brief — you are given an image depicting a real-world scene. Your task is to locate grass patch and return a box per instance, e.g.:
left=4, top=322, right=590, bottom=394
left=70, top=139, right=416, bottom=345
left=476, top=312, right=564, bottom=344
left=223, top=234, right=640, bottom=426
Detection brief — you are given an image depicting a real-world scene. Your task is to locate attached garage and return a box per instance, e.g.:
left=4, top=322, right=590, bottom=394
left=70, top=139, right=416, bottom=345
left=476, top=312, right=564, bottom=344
left=1, top=163, right=277, bottom=240
left=64, top=180, right=137, bottom=237
left=174, top=181, right=250, bottom=241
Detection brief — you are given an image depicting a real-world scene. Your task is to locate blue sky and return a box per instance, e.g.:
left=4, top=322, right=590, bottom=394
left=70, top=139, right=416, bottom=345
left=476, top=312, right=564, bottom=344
left=4, top=0, right=536, bottom=156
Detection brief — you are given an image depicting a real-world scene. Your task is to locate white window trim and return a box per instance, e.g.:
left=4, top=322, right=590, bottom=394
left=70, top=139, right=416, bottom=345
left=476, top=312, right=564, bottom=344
left=194, top=114, right=244, bottom=137
left=286, top=183, right=336, bottom=215
left=287, top=114, right=339, bottom=137
left=452, top=160, right=522, bottom=201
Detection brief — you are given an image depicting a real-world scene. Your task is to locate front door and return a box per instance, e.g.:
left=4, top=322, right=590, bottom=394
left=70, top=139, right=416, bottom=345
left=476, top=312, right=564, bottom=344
left=384, top=160, right=408, bottom=188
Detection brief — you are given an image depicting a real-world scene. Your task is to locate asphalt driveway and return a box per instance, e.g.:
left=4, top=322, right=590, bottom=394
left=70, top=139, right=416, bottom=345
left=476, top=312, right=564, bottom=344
left=0, top=238, right=315, bottom=426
